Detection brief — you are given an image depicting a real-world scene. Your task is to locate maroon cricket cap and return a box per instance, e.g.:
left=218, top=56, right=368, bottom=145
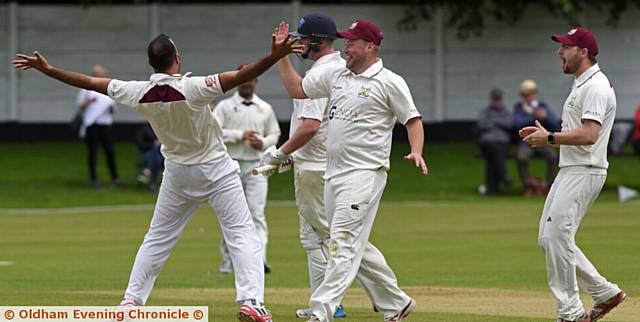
left=551, top=27, right=599, bottom=56
left=336, top=19, right=383, bottom=46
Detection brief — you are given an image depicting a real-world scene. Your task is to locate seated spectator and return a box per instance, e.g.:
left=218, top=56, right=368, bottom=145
left=136, top=123, right=164, bottom=192
left=513, top=80, right=560, bottom=190
left=476, top=88, right=512, bottom=195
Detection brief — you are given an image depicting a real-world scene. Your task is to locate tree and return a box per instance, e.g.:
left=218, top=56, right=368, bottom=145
left=398, top=0, right=640, bottom=39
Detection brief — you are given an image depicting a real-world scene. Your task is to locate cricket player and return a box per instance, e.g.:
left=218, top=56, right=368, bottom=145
left=214, top=67, right=281, bottom=274
left=520, top=27, right=625, bottom=322
left=261, top=13, right=347, bottom=319
left=266, top=19, right=428, bottom=322
left=12, top=23, right=302, bottom=322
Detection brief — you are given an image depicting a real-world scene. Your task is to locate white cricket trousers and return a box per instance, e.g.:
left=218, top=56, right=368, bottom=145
left=294, top=164, right=330, bottom=294
left=538, top=166, right=621, bottom=321
left=220, top=160, right=269, bottom=264
left=124, top=155, right=265, bottom=305
left=310, top=169, right=411, bottom=322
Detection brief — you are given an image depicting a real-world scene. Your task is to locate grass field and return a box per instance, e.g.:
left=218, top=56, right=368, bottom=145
left=1, top=142, right=639, bottom=207
left=1, top=142, right=639, bottom=321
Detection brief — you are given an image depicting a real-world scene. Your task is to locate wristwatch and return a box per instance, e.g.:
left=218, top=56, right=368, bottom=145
left=547, top=132, right=556, bottom=145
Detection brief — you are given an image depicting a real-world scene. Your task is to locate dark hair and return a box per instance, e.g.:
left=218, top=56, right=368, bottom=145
left=148, top=34, right=177, bottom=72
left=588, top=53, right=597, bottom=64
left=490, top=88, right=503, bottom=99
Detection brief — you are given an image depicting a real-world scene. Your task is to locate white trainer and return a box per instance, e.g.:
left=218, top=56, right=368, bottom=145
left=296, top=308, right=312, bottom=318
left=219, top=258, right=233, bottom=274
left=385, top=298, right=416, bottom=322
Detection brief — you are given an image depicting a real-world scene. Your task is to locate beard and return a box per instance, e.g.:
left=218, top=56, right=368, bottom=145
left=345, top=55, right=362, bottom=72
left=562, top=55, right=581, bottom=74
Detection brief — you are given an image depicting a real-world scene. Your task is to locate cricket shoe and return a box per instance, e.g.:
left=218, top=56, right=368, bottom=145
left=113, top=300, right=136, bottom=322
left=306, top=315, right=320, bottom=322
left=295, top=305, right=346, bottom=318
left=556, top=313, right=591, bottom=322
left=589, top=291, right=626, bottom=321
left=385, top=298, right=416, bottom=322
left=237, top=301, right=272, bottom=322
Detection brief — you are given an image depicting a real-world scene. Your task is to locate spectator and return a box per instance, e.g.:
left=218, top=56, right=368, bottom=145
left=477, top=88, right=513, bottom=195
left=76, top=65, right=120, bottom=189
left=633, top=104, right=640, bottom=155
left=513, top=79, right=560, bottom=189
left=136, top=123, right=163, bottom=192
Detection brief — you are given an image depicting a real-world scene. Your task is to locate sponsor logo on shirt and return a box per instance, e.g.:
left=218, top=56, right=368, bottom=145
left=331, top=85, right=343, bottom=91
left=205, top=75, right=216, bottom=87
left=329, top=106, right=359, bottom=123
left=328, top=106, right=337, bottom=120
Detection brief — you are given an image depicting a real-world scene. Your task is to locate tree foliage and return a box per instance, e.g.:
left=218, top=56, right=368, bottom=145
left=398, top=0, right=640, bottom=39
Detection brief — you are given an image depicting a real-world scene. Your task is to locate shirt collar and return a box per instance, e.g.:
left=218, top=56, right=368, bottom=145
left=342, top=58, right=384, bottom=78
left=149, top=72, right=192, bottom=82
left=575, top=63, right=600, bottom=85
left=311, top=52, right=342, bottom=69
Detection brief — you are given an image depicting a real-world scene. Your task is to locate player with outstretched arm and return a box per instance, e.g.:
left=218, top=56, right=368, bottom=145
left=13, top=23, right=301, bottom=322
left=261, top=13, right=348, bottom=319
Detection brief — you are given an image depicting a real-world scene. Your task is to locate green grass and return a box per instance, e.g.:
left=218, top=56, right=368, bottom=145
left=1, top=142, right=639, bottom=207
left=1, top=202, right=638, bottom=321
left=0, top=142, right=638, bottom=321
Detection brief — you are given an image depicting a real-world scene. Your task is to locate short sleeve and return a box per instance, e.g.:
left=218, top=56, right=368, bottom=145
left=301, top=66, right=333, bottom=99
left=107, top=79, right=144, bottom=107
left=76, top=89, right=89, bottom=106
left=295, top=98, right=327, bottom=122
left=386, top=74, right=421, bottom=124
left=185, top=74, right=225, bottom=106
left=581, top=84, right=609, bottom=125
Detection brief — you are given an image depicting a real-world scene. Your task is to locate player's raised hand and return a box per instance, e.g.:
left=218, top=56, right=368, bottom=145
left=404, top=152, right=429, bottom=176
left=12, top=51, right=52, bottom=73
left=271, top=21, right=303, bottom=59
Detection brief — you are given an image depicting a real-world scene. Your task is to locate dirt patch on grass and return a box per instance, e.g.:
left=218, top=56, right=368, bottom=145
left=76, top=287, right=636, bottom=321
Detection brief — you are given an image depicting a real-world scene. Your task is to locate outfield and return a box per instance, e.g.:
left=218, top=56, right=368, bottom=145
left=0, top=142, right=638, bottom=321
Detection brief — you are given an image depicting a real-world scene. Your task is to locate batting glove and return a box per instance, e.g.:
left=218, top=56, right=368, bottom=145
left=261, top=146, right=288, bottom=166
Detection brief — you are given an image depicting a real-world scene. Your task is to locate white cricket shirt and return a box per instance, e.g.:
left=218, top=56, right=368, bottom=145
left=559, top=64, right=616, bottom=170
left=290, top=52, right=345, bottom=169
left=302, top=59, right=421, bottom=179
left=214, top=91, right=280, bottom=161
left=77, top=89, right=116, bottom=126
left=108, top=73, right=227, bottom=165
